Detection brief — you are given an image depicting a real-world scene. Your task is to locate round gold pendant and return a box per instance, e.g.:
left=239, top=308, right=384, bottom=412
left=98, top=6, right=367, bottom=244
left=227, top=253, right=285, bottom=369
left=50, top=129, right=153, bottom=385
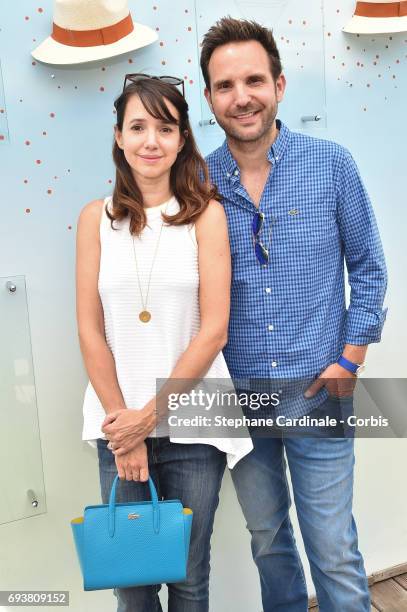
left=139, top=310, right=151, bottom=323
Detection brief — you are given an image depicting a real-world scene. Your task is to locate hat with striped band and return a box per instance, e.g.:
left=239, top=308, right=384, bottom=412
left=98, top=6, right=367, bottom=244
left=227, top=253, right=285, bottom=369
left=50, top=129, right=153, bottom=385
left=31, top=0, right=158, bottom=65
left=343, top=1, right=407, bottom=34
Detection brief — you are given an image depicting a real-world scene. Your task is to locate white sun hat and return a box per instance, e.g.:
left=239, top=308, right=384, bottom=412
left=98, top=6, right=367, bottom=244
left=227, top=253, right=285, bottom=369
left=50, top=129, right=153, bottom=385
left=31, top=0, right=158, bottom=65
left=343, top=0, right=407, bottom=34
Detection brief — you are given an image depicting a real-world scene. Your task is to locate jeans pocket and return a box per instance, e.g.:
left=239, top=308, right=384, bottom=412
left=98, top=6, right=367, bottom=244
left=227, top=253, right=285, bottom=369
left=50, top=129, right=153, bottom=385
left=97, top=438, right=116, bottom=471
left=327, top=393, right=353, bottom=402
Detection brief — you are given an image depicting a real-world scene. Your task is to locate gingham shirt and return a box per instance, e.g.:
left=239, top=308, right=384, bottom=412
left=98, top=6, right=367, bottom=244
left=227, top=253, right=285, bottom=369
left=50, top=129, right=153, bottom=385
left=206, top=119, right=387, bottom=417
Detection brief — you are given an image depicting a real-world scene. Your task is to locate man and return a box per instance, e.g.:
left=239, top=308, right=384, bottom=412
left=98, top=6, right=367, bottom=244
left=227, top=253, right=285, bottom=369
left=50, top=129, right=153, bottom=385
left=200, top=17, right=387, bottom=612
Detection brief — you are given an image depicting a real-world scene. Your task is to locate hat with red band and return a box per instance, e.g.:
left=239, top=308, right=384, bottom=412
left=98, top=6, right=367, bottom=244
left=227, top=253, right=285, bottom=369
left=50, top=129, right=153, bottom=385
left=31, top=0, right=158, bottom=65
left=343, top=0, right=407, bottom=34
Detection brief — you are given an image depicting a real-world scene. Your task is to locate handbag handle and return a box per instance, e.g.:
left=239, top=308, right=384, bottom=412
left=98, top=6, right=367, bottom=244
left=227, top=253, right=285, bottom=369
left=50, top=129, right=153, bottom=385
left=108, top=475, right=160, bottom=537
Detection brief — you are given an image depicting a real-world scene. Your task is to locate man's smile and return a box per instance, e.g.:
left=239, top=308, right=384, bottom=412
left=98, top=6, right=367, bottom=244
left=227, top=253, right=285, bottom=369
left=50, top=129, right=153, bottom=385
left=232, top=109, right=261, bottom=123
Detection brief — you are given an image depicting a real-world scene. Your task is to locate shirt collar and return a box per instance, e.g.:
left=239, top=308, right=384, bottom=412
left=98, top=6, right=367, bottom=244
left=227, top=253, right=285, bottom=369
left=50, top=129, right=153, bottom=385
left=220, top=119, right=291, bottom=179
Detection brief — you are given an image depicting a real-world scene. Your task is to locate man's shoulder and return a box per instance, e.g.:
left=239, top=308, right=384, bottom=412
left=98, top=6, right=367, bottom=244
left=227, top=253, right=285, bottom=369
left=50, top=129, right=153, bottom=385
left=290, top=132, right=349, bottom=157
left=288, top=127, right=351, bottom=165
left=205, top=143, right=224, bottom=170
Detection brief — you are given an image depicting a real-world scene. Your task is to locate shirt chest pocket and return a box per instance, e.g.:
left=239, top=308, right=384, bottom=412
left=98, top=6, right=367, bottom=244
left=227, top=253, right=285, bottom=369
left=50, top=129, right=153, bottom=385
left=274, top=209, right=338, bottom=253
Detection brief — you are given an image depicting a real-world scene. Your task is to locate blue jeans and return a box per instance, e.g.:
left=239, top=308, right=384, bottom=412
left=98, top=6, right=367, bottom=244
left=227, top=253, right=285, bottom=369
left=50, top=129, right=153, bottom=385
left=97, top=438, right=226, bottom=612
left=231, top=396, right=370, bottom=612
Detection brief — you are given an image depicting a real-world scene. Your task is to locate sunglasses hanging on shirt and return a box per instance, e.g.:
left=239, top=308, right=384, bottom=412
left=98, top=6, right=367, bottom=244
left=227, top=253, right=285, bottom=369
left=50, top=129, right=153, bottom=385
left=252, top=211, right=271, bottom=266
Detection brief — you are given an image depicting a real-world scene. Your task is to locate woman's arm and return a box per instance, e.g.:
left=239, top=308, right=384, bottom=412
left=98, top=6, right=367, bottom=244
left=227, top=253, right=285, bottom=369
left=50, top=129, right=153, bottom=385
left=77, top=200, right=151, bottom=481
left=103, top=199, right=231, bottom=453
left=170, top=199, right=231, bottom=374
left=76, top=200, right=128, bottom=414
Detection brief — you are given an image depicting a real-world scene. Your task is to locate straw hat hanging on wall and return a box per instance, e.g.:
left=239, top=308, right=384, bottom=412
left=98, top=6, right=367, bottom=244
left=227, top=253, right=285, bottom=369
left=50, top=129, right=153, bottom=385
left=31, top=0, right=158, bottom=65
left=343, top=0, right=407, bottom=34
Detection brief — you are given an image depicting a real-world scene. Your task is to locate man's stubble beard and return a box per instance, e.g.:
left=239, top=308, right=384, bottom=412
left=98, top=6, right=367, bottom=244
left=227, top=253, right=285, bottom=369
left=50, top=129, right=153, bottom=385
left=214, top=101, right=278, bottom=144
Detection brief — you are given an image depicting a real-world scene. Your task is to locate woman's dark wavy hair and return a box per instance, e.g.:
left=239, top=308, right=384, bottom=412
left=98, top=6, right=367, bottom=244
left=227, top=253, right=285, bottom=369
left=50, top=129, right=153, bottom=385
left=108, top=78, right=219, bottom=236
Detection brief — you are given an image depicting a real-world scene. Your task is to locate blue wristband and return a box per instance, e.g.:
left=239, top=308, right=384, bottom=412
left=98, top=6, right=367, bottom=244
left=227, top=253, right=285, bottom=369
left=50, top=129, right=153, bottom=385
left=337, top=355, right=359, bottom=375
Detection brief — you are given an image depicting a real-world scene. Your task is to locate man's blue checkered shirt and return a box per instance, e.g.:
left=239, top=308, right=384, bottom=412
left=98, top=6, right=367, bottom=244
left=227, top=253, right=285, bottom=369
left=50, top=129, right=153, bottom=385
left=206, top=120, right=387, bottom=416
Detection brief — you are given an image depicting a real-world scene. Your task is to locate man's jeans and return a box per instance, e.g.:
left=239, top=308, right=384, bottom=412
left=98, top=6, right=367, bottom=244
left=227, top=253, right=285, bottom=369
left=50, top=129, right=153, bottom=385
left=231, top=395, right=370, bottom=612
left=97, top=437, right=226, bottom=612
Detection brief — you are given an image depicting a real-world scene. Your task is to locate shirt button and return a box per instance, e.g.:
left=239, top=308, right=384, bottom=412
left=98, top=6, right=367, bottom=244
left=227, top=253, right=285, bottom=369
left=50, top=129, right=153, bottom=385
left=268, top=325, right=274, bottom=331
left=265, top=287, right=271, bottom=294
left=271, top=361, right=278, bottom=367
left=226, top=172, right=231, bottom=177
left=275, top=155, right=279, bottom=161
left=234, top=169, right=239, bottom=176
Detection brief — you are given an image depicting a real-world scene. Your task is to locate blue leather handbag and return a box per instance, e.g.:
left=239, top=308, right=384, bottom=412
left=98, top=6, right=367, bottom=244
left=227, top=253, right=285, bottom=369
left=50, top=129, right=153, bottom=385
left=71, top=475, right=193, bottom=591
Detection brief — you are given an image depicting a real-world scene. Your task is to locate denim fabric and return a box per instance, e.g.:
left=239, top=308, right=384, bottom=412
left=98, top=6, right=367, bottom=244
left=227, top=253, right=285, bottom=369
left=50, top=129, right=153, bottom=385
left=230, top=396, right=370, bottom=612
left=97, top=438, right=226, bottom=612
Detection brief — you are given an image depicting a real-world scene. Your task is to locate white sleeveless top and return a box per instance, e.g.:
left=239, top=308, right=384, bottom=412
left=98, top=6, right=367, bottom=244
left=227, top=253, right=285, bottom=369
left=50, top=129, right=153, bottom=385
left=82, top=195, right=252, bottom=468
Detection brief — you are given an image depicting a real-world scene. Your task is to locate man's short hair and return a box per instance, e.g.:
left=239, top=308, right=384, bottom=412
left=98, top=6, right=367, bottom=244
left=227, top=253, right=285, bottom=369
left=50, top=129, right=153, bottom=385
left=200, top=16, right=282, bottom=90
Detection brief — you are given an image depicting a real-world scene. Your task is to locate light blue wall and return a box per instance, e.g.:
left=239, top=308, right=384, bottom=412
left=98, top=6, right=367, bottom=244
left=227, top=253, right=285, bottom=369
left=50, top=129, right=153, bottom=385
left=0, top=1, right=406, bottom=610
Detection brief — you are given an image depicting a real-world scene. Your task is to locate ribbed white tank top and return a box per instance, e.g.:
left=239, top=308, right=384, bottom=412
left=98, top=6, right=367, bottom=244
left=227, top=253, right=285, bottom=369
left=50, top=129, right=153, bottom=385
left=82, top=195, right=234, bottom=442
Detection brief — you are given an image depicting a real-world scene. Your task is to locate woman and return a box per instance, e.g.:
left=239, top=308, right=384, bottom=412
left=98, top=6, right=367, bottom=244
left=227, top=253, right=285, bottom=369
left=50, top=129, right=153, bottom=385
left=76, top=75, right=251, bottom=611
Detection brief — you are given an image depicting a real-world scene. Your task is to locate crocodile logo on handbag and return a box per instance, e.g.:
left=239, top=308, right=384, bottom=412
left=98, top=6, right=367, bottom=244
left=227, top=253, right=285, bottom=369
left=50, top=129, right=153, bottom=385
left=128, top=513, right=141, bottom=519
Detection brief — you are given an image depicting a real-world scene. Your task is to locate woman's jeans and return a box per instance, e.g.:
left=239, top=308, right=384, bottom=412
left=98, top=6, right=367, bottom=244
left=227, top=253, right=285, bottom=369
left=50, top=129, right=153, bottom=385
left=97, top=437, right=226, bottom=612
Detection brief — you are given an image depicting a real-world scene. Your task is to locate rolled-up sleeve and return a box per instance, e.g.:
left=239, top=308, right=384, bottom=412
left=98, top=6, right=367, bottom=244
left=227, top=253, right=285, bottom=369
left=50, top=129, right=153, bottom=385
left=335, top=148, right=388, bottom=345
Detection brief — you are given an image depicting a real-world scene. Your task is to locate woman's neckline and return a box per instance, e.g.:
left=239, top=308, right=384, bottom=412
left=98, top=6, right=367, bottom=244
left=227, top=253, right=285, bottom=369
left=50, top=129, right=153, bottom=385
left=143, top=195, right=176, bottom=216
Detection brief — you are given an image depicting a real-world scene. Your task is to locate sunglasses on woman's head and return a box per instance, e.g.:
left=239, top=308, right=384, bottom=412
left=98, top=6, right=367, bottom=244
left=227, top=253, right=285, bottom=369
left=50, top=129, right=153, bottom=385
left=123, top=73, right=185, bottom=97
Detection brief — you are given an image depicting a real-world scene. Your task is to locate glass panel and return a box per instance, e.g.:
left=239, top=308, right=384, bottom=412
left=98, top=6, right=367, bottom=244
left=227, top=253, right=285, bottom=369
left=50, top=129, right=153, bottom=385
left=0, top=59, right=9, bottom=144
left=0, top=276, right=46, bottom=524
left=194, top=0, right=327, bottom=133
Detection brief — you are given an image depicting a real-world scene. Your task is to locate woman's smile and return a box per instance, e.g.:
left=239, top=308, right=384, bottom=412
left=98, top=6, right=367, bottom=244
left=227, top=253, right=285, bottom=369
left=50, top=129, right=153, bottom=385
left=138, top=154, right=164, bottom=163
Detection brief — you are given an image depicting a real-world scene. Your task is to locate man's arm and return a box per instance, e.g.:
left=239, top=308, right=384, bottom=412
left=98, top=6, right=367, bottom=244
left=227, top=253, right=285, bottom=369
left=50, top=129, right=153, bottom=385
left=305, top=148, right=387, bottom=398
left=337, top=147, right=388, bottom=346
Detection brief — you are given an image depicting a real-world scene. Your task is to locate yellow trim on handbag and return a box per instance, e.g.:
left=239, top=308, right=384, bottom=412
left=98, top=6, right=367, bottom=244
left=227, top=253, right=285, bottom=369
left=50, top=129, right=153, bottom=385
left=183, top=508, right=193, bottom=515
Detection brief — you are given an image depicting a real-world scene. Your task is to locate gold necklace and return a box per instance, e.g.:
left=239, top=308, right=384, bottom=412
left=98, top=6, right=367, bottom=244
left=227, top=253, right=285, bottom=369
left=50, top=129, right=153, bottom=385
left=131, top=201, right=169, bottom=323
